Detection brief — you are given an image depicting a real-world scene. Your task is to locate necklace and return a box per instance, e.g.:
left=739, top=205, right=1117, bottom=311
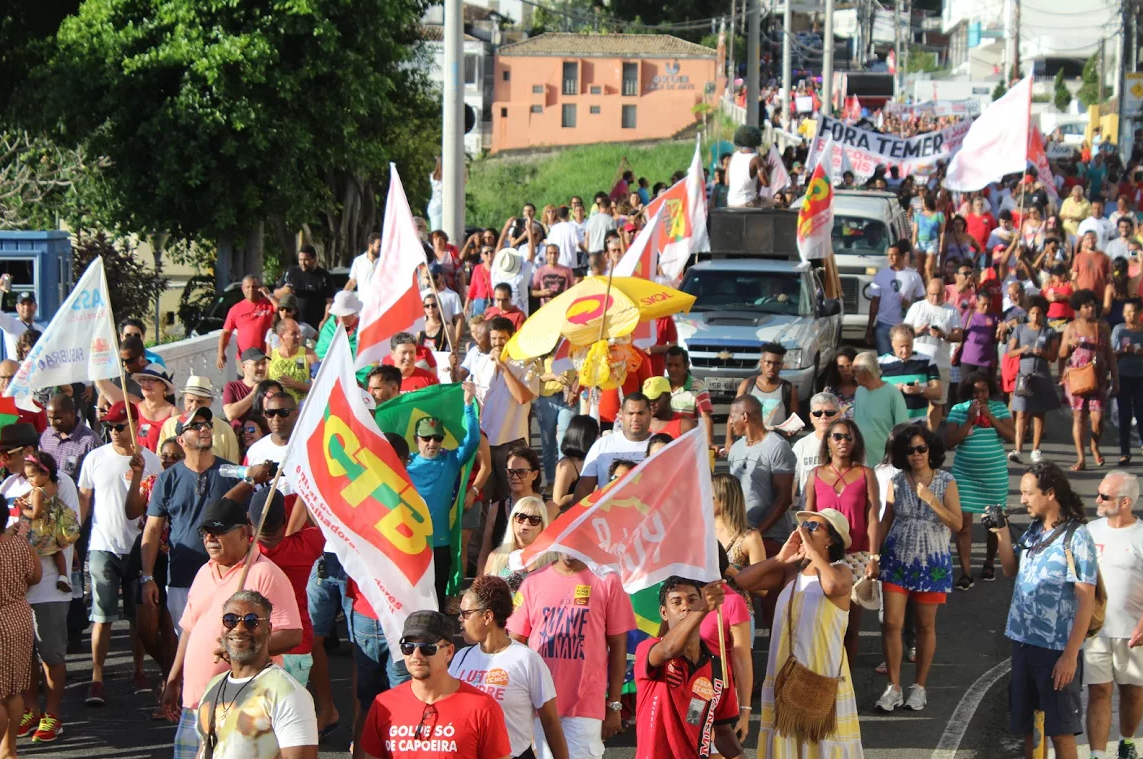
left=215, top=662, right=273, bottom=724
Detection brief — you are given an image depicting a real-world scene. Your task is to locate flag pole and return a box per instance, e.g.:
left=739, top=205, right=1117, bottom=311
left=421, top=257, right=457, bottom=357
left=716, top=603, right=734, bottom=704
left=102, top=255, right=139, bottom=449
left=237, top=466, right=286, bottom=591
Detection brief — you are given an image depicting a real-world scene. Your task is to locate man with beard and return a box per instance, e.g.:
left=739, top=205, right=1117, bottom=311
left=244, top=392, right=308, bottom=535
left=195, top=590, right=318, bottom=758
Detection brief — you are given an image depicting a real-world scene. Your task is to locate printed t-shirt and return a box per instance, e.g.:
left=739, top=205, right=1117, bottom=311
left=581, top=429, right=651, bottom=483
left=223, top=297, right=277, bottom=353
left=259, top=526, right=325, bottom=655
left=78, top=444, right=162, bottom=555
left=180, top=553, right=302, bottom=708
left=531, top=265, right=576, bottom=305
left=1072, top=251, right=1112, bottom=295
left=634, top=638, right=739, bottom=759
left=792, top=433, right=823, bottom=498
left=903, top=300, right=961, bottom=368
left=400, top=367, right=439, bottom=394
left=869, top=266, right=924, bottom=325
left=359, top=681, right=512, bottom=759
left=1086, top=519, right=1143, bottom=639
left=195, top=664, right=317, bottom=758
left=878, top=352, right=940, bottom=419
left=507, top=565, right=636, bottom=719
left=671, top=376, right=713, bottom=420
left=449, top=640, right=557, bottom=756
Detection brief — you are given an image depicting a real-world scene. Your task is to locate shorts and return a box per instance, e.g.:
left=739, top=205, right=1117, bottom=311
left=128, top=533, right=168, bottom=607
left=173, top=706, right=200, bottom=759
left=1010, top=640, right=1084, bottom=737
left=534, top=715, right=604, bottom=759
left=89, top=550, right=138, bottom=624
left=883, top=581, right=947, bottom=605
left=307, top=552, right=353, bottom=640
left=936, top=367, right=951, bottom=405
left=1084, top=637, right=1143, bottom=686
left=462, top=498, right=483, bottom=530
left=31, top=601, right=69, bottom=666
left=916, top=240, right=939, bottom=255
left=282, top=653, right=313, bottom=687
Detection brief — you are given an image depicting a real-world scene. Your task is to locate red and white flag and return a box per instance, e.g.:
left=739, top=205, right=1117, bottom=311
left=355, top=164, right=427, bottom=369
left=766, top=145, right=791, bottom=195
left=644, top=136, right=709, bottom=281
left=1027, top=125, right=1060, bottom=202
left=796, top=159, right=835, bottom=261
left=284, top=326, right=437, bottom=650
left=944, top=76, right=1032, bottom=192
left=519, top=426, right=719, bottom=592
left=613, top=206, right=665, bottom=349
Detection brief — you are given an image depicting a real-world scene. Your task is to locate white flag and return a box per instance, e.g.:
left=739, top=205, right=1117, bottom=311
left=6, top=257, right=118, bottom=399
left=283, top=325, right=438, bottom=652
left=765, top=145, right=791, bottom=195
left=646, top=135, right=709, bottom=281
left=944, top=76, right=1032, bottom=192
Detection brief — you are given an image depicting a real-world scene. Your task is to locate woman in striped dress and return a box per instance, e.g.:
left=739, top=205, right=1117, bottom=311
left=737, top=508, right=863, bottom=758
left=943, top=371, right=1015, bottom=590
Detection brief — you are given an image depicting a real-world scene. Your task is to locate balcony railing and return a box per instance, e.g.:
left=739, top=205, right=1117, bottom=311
left=622, top=80, right=638, bottom=96
left=562, top=80, right=578, bottom=95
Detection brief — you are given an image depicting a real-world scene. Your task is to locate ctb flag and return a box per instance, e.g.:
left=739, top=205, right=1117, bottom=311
left=796, top=159, right=835, bottom=261
left=520, top=425, right=719, bottom=591
left=283, top=326, right=437, bottom=651
left=644, top=135, right=709, bottom=281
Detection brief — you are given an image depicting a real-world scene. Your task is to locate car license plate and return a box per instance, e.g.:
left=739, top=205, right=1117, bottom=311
left=705, top=377, right=739, bottom=394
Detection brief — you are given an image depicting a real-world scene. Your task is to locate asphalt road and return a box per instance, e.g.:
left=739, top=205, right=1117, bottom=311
left=16, top=405, right=1136, bottom=759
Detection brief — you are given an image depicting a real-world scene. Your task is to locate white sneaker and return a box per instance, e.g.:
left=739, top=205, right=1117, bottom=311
left=1031, top=449, right=1043, bottom=463
left=904, top=684, right=927, bottom=711
left=875, top=684, right=904, bottom=712
left=1008, top=450, right=1022, bottom=463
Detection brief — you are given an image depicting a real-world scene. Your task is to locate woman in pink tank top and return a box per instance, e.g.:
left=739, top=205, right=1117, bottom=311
left=804, top=417, right=882, bottom=659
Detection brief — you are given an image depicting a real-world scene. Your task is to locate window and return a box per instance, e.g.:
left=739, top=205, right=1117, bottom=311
left=590, top=85, right=602, bottom=95
left=530, top=105, right=543, bottom=113
left=532, top=84, right=544, bottom=94
left=502, top=70, right=510, bottom=81
left=622, top=62, right=639, bottom=96
left=500, top=107, right=507, bottom=117
left=562, top=104, right=577, bottom=128
left=464, top=54, right=478, bottom=85
left=622, top=104, right=637, bottom=129
left=562, top=62, right=578, bottom=95
left=590, top=105, right=601, bottom=114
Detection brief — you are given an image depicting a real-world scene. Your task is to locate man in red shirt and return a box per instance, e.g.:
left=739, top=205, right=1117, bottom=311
left=964, top=196, right=997, bottom=251
left=646, top=315, right=678, bottom=377
left=391, top=333, right=439, bottom=393
left=635, top=577, right=743, bottom=759
left=482, top=284, right=526, bottom=331
left=217, top=275, right=277, bottom=369
left=356, top=611, right=512, bottom=759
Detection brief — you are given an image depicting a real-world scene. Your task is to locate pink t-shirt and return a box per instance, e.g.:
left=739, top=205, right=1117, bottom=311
left=507, top=565, right=636, bottom=720
left=698, top=590, right=751, bottom=654
left=179, top=553, right=302, bottom=708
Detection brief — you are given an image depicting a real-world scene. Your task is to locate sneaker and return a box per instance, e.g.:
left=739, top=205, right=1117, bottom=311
left=133, top=672, right=152, bottom=695
left=16, top=710, right=37, bottom=738
left=981, top=564, right=996, bottom=582
left=1008, top=450, right=1023, bottom=463
left=1120, top=739, right=1138, bottom=759
left=956, top=574, right=974, bottom=591
left=31, top=713, right=62, bottom=743
left=904, top=684, right=927, bottom=711
left=1031, top=449, right=1044, bottom=463
left=85, top=680, right=105, bottom=706
left=875, top=684, right=904, bottom=713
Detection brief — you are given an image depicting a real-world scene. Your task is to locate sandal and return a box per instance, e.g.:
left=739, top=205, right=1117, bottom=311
left=875, top=661, right=887, bottom=674
left=1071, top=461, right=1086, bottom=472
left=1121, top=456, right=1132, bottom=467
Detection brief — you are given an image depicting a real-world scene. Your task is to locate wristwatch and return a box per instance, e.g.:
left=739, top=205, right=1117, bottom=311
left=140, top=575, right=154, bottom=585
left=606, top=701, right=623, bottom=713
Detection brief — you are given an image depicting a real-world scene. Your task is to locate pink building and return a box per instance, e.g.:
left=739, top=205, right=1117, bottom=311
left=491, top=34, right=716, bottom=153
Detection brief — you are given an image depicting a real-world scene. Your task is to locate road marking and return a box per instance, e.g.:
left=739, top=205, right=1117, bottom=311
left=930, top=658, right=1012, bottom=759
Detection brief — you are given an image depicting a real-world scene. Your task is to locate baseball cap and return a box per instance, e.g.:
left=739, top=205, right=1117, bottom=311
left=248, top=489, right=286, bottom=534
left=15, top=292, right=35, bottom=304
left=175, top=406, right=213, bottom=435
left=401, top=610, right=454, bottom=643
left=415, top=417, right=443, bottom=438
left=278, top=293, right=300, bottom=311
left=102, top=401, right=137, bottom=425
left=241, top=347, right=268, bottom=363
left=642, top=376, right=672, bottom=399
left=200, top=498, right=250, bottom=532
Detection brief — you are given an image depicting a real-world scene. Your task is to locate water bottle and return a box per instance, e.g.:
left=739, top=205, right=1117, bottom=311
left=218, top=464, right=248, bottom=480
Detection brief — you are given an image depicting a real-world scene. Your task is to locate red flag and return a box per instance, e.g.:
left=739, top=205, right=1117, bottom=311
left=797, top=159, right=835, bottom=260
left=1027, top=125, right=1060, bottom=202
left=642, top=136, right=708, bottom=280
left=519, top=427, right=719, bottom=592
left=356, top=164, right=427, bottom=368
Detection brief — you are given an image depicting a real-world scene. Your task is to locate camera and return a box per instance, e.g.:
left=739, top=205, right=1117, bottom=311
left=981, top=503, right=1008, bottom=531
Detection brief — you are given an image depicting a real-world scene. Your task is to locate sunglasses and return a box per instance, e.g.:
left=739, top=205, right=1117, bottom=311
left=1096, top=492, right=1116, bottom=501
left=243, top=426, right=260, bottom=435
left=507, top=468, right=536, bottom=478
left=830, top=432, right=853, bottom=442
left=183, top=421, right=211, bottom=432
left=514, top=513, right=543, bottom=526
left=418, top=434, right=445, bottom=443
left=458, top=607, right=487, bottom=620
left=800, top=521, right=825, bottom=533
left=906, top=444, right=929, bottom=455
left=107, top=423, right=129, bottom=433
left=221, top=613, right=269, bottom=630
left=400, top=641, right=442, bottom=657
left=121, top=355, right=143, bottom=365
left=811, top=409, right=838, bottom=418
left=264, top=408, right=293, bottom=418
left=424, top=303, right=439, bottom=309
left=198, top=524, right=242, bottom=539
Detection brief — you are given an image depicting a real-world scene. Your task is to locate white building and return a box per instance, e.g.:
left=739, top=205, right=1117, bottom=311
left=419, top=26, right=493, bottom=155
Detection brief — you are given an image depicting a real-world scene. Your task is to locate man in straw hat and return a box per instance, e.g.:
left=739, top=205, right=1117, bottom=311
left=157, top=376, right=240, bottom=462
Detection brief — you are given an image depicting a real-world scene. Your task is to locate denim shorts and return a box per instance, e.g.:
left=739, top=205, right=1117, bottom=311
left=306, top=552, right=353, bottom=640
left=89, top=550, right=138, bottom=624
left=282, top=653, right=313, bottom=687
left=1009, top=640, right=1084, bottom=737
left=351, top=611, right=410, bottom=713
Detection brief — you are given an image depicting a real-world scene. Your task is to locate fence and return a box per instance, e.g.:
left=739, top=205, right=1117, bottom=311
left=152, top=330, right=236, bottom=416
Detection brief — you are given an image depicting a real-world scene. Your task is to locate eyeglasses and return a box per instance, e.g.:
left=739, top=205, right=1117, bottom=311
left=514, top=513, right=543, bottom=526
left=107, top=423, right=129, bottom=433
left=418, top=434, right=445, bottom=443
left=264, top=408, right=293, bottom=418
left=810, top=409, right=838, bottom=418
left=507, top=468, right=536, bottom=478
left=400, top=641, right=442, bottom=657
left=800, top=521, right=824, bottom=534
left=830, top=432, right=853, bottom=442
left=198, top=524, right=242, bottom=539
left=906, top=444, right=929, bottom=455
left=458, top=608, right=487, bottom=620
left=221, top=613, right=269, bottom=630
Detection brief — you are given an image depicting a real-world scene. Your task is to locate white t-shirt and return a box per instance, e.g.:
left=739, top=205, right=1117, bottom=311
left=1086, top=518, right=1143, bottom=639
left=546, top=222, right=583, bottom=269
left=464, top=350, right=541, bottom=446
left=244, top=437, right=293, bottom=496
left=0, top=313, right=45, bottom=362
left=420, top=285, right=464, bottom=325
left=449, top=640, right=557, bottom=756
left=2, top=472, right=79, bottom=605
left=903, top=300, right=961, bottom=368
left=78, top=444, right=162, bottom=555
left=1077, top=216, right=1114, bottom=252
left=1106, top=238, right=1132, bottom=261
left=491, top=254, right=535, bottom=315
left=196, top=664, right=318, bottom=757
left=792, top=432, right=824, bottom=499
left=349, top=252, right=380, bottom=292
left=581, top=429, right=650, bottom=481
left=870, top=267, right=925, bottom=326
left=874, top=463, right=899, bottom=520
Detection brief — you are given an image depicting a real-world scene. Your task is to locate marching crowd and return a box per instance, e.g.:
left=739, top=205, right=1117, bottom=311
left=0, top=117, right=1141, bottom=759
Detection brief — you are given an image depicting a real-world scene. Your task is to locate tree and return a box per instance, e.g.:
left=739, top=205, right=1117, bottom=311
left=1053, top=69, right=1071, bottom=111
left=992, top=80, right=1008, bottom=101
left=1077, top=52, right=1103, bottom=108
left=0, top=130, right=109, bottom=231
left=71, top=232, right=169, bottom=324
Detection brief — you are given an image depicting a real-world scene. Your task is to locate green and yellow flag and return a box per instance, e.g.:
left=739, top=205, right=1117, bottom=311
left=374, top=383, right=477, bottom=593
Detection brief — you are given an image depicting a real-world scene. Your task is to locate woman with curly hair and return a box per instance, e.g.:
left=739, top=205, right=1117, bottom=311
left=876, top=424, right=962, bottom=713
left=452, top=575, right=569, bottom=759
left=996, top=462, right=1097, bottom=759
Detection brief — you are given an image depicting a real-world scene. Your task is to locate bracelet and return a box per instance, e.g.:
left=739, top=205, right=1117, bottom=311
left=739, top=706, right=752, bottom=712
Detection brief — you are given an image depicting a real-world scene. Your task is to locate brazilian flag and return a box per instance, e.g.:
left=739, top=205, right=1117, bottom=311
left=623, top=583, right=664, bottom=694
left=374, top=383, right=476, bottom=594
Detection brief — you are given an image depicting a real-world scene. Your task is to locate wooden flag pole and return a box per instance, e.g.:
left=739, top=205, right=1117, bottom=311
left=236, top=466, right=285, bottom=591
left=716, top=602, right=735, bottom=706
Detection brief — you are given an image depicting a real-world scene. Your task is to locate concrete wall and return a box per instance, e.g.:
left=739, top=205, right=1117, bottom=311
left=152, top=329, right=236, bottom=416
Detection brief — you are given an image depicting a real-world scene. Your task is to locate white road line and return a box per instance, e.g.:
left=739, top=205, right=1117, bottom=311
left=930, top=658, right=1012, bottom=759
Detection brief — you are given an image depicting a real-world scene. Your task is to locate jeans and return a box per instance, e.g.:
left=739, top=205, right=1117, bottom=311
left=874, top=321, right=895, bottom=356
left=307, top=552, right=353, bottom=640
left=534, top=393, right=575, bottom=483
left=352, top=611, right=410, bottom=713
left=1119, top=376, right=1143, bottom=455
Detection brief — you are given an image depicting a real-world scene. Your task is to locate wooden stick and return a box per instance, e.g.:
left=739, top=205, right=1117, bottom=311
left=422, top=258, right=457, bottom=357
left=236, top=466, right=285, bottom=591
left=716, top=604, right=735, bottom=701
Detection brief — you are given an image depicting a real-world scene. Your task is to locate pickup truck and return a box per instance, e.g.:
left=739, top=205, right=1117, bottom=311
left=673, top=208, right=844, bottom=403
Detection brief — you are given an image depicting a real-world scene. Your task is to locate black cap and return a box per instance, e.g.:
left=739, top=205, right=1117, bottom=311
left=200, top=498, right=250, bottom=531
left=401, top=610, right=454, bottom=643
left=15, top=292, right=35, bottom=304
left=249, top=489, right=286, bottom=534
left=241, top=347, right=268, bottom=363
left=175, top=406, right=213, bottom=435
left=0, top=423, right=39, bottom=452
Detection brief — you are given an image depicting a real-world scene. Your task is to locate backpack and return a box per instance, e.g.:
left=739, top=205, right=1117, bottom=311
left=1063, top=522, right=1107, bottom=639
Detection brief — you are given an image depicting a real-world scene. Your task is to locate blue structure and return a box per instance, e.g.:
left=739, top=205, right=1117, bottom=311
left=0, top=231, right=72, bottom=322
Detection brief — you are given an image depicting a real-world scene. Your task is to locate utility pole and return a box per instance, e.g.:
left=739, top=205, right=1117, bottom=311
left=747, top=0, right=760, bottom=125
left=1117, top=0, right=1131, bottom=152
left=781, top=0, right=792, bottom=129
left=894, top=0, right=902, bottom=97
left=1100, top=36, right=1106, bottom=105
left=442, top=0, right=465, bottom=244
left=822, top=0, right=835, bottom=115
left=728, top=1, right=736, bottom=90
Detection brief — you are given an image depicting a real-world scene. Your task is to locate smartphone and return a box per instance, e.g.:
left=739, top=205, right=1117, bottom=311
left=0, top=274, right=11, bottom=290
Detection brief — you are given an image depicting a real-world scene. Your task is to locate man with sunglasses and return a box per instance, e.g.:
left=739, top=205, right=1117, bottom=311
left=94, top=335, right=149, bottom=411
left=356, top=610, right=511, bottom=759
left=244, top=392, right=308, bottom=534
left=406, top=384, right=479, bottom=606
left=156, top=377, right=240, bottom=463
left=162, top=497, right=302, bottom=759
left=792, top=392, right=841, bottom=504
left=77, top=401, right=162, bottom=706
left=195, top=590, right=318, bottom=759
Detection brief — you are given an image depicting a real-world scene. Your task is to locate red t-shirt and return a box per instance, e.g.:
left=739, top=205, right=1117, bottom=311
left=965, top=213, right=996, bottom=250
left=648, top=316, right=678, bottom=377
left=347, top=577, right=378, bottom=620
left=1044, top=282, right=1075, bottom=320
left=223, top=297, right=277, bottom=353
left=258, top=526, right=324, bottom=655
left=222, top=380, right=253, bottom=429
left=634, top=638, right=739, bottom=759
left=20, top=407, right=45, bottom=434
left=598, top=347, right=653, bottom=423
left=359, top=681, right=512, bottom=759
left=482, top=306, right=526, bottom=332
left=400, top=367, right=440, bottom=394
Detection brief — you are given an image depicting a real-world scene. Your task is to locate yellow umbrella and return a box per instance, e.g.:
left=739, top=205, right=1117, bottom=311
left=504, top=276, right=695, bottom=361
